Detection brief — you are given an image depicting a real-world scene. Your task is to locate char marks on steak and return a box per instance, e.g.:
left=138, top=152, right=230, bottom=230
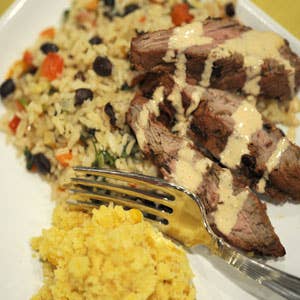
left=130, top=18, right=300, bottom=100
left=126, top=95, right=285, bottom=257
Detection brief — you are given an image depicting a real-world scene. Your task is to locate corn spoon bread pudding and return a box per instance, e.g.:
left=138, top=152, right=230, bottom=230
left=31, top=205, right=195, bottom=300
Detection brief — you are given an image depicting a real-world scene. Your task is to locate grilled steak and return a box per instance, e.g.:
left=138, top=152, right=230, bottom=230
left=126, top=95, right=285, bottom=257
left=130, top=19, right=300, bottom=101
left=188, top=88, right=300, bottom=202
left=133, top=70, right=300, bottom=203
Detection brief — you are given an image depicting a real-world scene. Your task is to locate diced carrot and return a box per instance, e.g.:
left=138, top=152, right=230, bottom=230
left=171, top=3, right=194, bottom=26
left=9, top=115, right=21, bottom=133
left=56, top=151, right=73, bottom=167
left=139, top=16, right=146, bottom=23
left=40, top=27, right=56, bottom=39
left=86, top=0, right=98, bottom=11
left=23, top=51, right=33, bottom=66
left=41, top=53, right=64, bottom=81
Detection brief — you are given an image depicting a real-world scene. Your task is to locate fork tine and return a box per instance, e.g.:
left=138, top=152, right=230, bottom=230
left=73, top=166, right=175, bottom=196
left=70, top=189, right=170, bottom=219
left=71, top=177, right=174, bottom=207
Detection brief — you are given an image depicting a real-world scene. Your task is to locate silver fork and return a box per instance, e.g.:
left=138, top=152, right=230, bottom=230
left=68, top=166, right=300, bottom=300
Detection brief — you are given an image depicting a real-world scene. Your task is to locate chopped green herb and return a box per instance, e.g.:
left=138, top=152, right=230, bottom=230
left=121, top=141, right=130, bottom=158
left=24, top=147, right=34, bottom=170
left=102, top=150, right=116, bottom=167
left=92, top=138, right=116, bottom=168
left=121, top=142, right=139, bottom=158
left=19, top=98, right=28, bottom=108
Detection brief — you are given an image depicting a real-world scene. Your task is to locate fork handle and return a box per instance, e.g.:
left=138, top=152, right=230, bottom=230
left=219, top=244, right=300, bottom=299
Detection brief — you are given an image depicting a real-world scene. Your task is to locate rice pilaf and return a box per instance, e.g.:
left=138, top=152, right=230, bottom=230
left=0, top=0, right=232, bottom=201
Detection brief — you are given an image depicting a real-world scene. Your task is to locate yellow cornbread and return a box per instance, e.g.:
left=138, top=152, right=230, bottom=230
left=31, top=205, right=195, bottom=300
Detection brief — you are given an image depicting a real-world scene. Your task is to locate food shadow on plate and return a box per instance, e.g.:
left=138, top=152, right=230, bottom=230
left=189, top=245, right=285, bottom=300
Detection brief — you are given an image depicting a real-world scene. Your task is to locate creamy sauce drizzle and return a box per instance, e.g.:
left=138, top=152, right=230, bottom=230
left=164, top=23, right=212, bottom=62
left=135, top=87, right=165, bottom=148
left=257, top=178, right=266, bottom=194
left=220, top=101, right=263, bottom=168
left=287, top=126, right=296, bottom=142
left=172, top=141, right=212, bottom=192
left=214, top=170, right=248, bottom=235
left=186, top=85, right=205, bottom=116
left=256, top=137, right=289, bottom=193
left=265, top=137, right=289, bottom=173
left=200, top=31, right=295, bottom=96
left=163, top=22, right=212, bottom=136
left=168, top=54, right=190, bottom=136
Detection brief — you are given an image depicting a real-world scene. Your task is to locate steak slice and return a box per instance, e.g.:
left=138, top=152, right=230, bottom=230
left=126, top=95, right=285, bottom=257
left=130, top=19, right=300, bottom=101
left=134, top=71, right=300, bottom=203
left=189, top=88, right=300, bottom=202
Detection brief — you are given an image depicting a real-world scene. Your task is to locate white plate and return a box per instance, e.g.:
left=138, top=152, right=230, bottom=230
left=0, top=1, right=299, bottom=299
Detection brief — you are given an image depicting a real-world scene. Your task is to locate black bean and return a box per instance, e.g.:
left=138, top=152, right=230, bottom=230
left=225, top=2, right=235, bottom=17
left=33, top=153, right=51, bottom=174
left=103, top=0, right=115, bottom=7
left=75, top=88, right=94, bottom=106
left=93, top=56, right=113, bottom=77
left=40, top=42, right=59, bottom=54
left=0, top=78, right=15, bottom=99
left=123, top=4, right=140, bottom=16
left=74, top=71, right=86, bottom=81
left=104, top=102, right=117, bottom=127
left=89, top=35, right=103, bottom=45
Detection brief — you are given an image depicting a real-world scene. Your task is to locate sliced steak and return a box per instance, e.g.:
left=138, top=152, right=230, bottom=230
left=134, top=70, right=300, bottom=203
left=130, top=19, right=300, bottom=100
left=131, top=18, right=248, bottom=74
left=126, top=95, right=285, bottom=257
left=189, top=88, right=300, bottom=202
